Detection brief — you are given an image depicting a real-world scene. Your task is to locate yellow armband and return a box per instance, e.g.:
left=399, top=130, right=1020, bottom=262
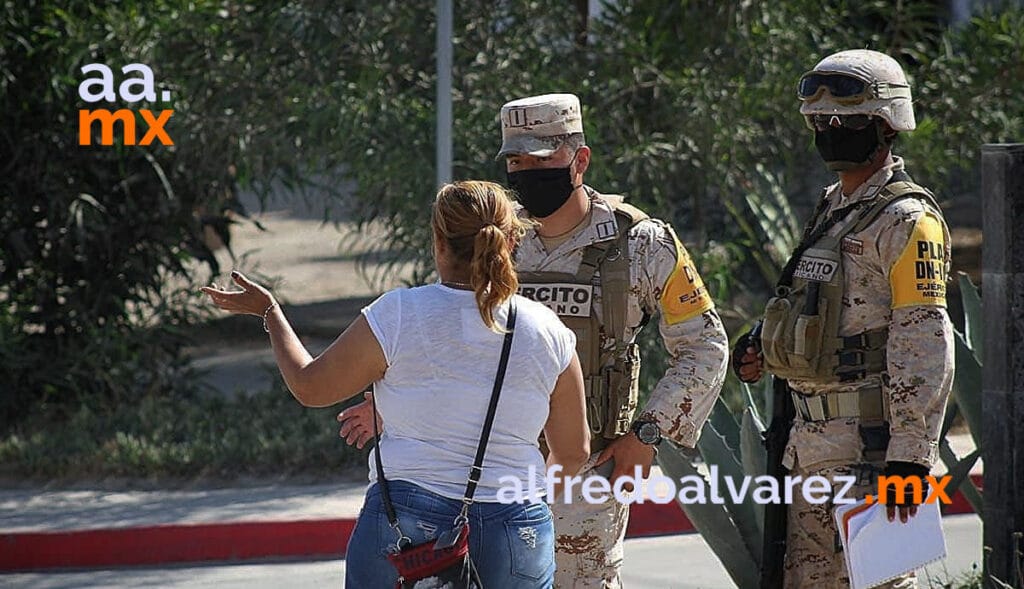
left=889, top=212, right=947, bottom=308
left=660, top=234, right=714, bottom=324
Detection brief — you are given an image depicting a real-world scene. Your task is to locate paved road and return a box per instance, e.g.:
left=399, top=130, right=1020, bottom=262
left=3, top=515, right=982, bottom=588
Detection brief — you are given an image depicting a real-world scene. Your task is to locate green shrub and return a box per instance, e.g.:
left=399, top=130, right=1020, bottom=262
left=0, top=381, right=365, bottom=480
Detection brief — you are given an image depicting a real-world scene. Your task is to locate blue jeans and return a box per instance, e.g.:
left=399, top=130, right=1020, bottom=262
left=345, top=480, right=555, bottom=588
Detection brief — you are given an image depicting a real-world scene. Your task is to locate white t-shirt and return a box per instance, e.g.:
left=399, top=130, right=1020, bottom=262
left=361, top=284, right=576, bottom=501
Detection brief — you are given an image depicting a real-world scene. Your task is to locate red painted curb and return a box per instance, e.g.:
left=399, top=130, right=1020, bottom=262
left=0, top=474, right=982, bottom=571
left=1, top=519, right=355, bottom=572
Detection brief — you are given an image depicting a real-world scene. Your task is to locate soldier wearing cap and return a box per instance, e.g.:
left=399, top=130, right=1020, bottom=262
left=501, top=93, right=728, bottom=587
left=732, top=50, right=954, bottom=587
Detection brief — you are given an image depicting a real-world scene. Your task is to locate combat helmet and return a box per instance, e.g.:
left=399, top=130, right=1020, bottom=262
left=798, top=49, right=915, bottom=131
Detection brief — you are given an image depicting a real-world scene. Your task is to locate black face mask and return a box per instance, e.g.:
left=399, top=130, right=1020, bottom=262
left=507, top=154, right=579, bottom=218
left=814, top=121, right=884, bottom=171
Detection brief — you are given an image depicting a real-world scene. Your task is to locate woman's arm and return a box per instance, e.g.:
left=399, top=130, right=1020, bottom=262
left=203, top=272, right=386, bottom=407
left=543, top=353, right=590, bottom=500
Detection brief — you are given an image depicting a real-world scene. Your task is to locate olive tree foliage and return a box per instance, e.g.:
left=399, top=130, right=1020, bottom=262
left=340, top=0, right=1022, bottom=313
left=0, top=0, right=386, bottom=421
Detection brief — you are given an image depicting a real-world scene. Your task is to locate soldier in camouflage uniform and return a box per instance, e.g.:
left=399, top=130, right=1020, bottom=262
left=500, top=93, right=728, bottom=588
left=733, top=50, right=954, bottom=588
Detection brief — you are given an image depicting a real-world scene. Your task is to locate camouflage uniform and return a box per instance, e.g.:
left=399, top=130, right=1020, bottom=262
left=515, top=188, right=729, bottom=588
left=781, top=157, right=954, bottom=588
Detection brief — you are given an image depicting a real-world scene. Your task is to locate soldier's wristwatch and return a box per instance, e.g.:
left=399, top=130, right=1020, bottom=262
left=631, top=420, right=662, bottom=446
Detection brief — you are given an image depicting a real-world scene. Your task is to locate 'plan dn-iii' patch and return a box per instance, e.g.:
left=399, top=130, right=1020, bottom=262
left=518, top=283, right=593, bottom=318
left=793, top=255, right=838, bottom=283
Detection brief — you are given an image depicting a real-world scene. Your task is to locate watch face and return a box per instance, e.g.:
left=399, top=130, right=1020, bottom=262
left=637, top=422, right=660, bottom=444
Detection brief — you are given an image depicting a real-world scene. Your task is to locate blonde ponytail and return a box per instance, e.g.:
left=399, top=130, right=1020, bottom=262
left=432, top=181, right=531, bottom=332
left=470, top=224, right=518, bottom=331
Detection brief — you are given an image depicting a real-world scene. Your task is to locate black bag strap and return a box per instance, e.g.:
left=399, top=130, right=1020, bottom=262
left=463, top=299, right=518, bottom=507
left=372, top=298, right=518, bottom=532
left=776, top=170, right=911, bottom=289
left=371, top=387, right=398, bottom=528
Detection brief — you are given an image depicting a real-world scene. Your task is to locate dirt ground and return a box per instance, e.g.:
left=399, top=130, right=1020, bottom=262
left=185, top=190, right=417, bottom=397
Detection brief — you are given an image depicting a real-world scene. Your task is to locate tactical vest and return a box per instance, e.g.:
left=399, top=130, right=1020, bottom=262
left=518, top=200, right=649, bottom=450
left=761, top=180, right=944, bottom=383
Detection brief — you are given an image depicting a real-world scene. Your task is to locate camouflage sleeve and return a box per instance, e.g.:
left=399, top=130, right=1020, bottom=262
left=630, top=220, right=729, bottom=447
left=874, top=199, right=955, bottom=467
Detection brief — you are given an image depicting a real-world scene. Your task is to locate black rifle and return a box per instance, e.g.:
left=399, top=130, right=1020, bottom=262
left=760, top=374, right=794, bottom=589
left=757, top=191, right=835, bottom=588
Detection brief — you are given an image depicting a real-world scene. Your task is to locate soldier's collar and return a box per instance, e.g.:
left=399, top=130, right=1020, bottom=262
left=521, top=187, right=620, bottom=257
left=829, top=156, right=907, bottom=209
left=573, top=188, right=621, bottom=246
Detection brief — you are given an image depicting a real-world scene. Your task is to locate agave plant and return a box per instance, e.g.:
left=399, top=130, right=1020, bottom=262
left=656, top=273, right=985, bottom=587
left=657, top=389, right=768, bottom=588
left=940, top=273, right=984, bottom=514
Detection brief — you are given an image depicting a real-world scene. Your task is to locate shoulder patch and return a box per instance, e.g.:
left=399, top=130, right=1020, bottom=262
left=889, top=212, right=947, bottom=309
left=659, top=233, right=714, bottom=324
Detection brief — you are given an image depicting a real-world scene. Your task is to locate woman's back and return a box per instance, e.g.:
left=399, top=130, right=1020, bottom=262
left=362, top=284, right=575, bottom=501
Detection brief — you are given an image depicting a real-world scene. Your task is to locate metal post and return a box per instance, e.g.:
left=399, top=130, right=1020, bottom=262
left=435, top=0, right=453, bottom=188
left=981, top=143, right=1024, bottom=587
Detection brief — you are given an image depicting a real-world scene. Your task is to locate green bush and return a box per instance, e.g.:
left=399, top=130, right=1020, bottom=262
left=0, top=1, right=354, bottom=423
left=0, top=380, right=365, bottom=480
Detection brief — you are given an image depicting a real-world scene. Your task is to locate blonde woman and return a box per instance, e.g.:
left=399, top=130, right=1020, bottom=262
left=203, top=181, right=589, bottom=588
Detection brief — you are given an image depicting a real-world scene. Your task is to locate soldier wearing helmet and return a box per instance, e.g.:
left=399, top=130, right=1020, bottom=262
left=733, top=50, right=954, bottom=587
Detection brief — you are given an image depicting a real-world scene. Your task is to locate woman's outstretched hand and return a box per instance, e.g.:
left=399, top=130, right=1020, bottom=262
left=201, top=271, right=275, bottom=316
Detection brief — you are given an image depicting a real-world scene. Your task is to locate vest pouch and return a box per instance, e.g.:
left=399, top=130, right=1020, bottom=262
left=604, top=342, right=640, bottom=438
left=788, top=296, right=827, bottom=372
left=761, top=295, right=795, bottom=372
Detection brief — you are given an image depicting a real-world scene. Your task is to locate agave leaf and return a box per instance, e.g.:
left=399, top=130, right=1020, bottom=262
left=938, top=440, right=983, bottom=515
left=742, top=378, right=773, bottom=432
left=740, top=407, right=767, bottom=534
left=709, top=397, right=742, bottom=451
left=657, top=443, right=760, bottom=589
left=696, top=418, right=764, bottom=562
left=958, top=273, right=983, bottom=360
left=940, top=402, right=959, bottom=439
left=952, top=331, right=983, bottom=449
left=943, top=448, right=981, bottom=501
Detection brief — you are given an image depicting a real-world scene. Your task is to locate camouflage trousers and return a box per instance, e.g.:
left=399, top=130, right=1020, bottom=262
left=551, top=454, right=629, bottom=589
left=784, top=461, right=917, bottom=589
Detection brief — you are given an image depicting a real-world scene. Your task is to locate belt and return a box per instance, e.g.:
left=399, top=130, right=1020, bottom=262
left=791, top=387, right=887, bottom=422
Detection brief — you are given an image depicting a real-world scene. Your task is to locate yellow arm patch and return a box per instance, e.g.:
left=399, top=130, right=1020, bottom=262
left=659, top=234, right=714, bottom=324
left=889, top=212, right=948, bottom=309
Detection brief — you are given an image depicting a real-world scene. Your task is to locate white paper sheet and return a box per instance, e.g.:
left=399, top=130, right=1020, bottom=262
left=833, top=499, right=947, bottom=589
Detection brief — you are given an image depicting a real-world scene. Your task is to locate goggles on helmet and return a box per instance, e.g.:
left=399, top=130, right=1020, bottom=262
left=797, top=71, right=911, bottom=104
left=806, top=114, right=876, bottom=132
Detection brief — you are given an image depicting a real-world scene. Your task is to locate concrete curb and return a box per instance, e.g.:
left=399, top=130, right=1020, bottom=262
left=0, top=475, right=981, bottom=572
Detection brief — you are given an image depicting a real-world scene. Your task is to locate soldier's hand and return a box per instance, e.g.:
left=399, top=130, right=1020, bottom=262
left=887, top=504, right=919, bottom=523
left=883, top=461, right=929, bottom=524
left=736, top=346, right=764, bottom=383
left=594, top=434, right=656, bottom=493
left=336, top=392, right=381, bottom=449
left=731, top=328, right=764, bottom=383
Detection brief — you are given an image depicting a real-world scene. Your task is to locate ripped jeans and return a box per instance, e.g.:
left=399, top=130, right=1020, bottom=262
left=345, top=480, right=555, bottom=588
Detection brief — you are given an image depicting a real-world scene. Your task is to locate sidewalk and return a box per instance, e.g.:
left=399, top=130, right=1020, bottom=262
left=0, top=468, right=693, bottom=571
left=0, top=455, right=982, bottom=573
